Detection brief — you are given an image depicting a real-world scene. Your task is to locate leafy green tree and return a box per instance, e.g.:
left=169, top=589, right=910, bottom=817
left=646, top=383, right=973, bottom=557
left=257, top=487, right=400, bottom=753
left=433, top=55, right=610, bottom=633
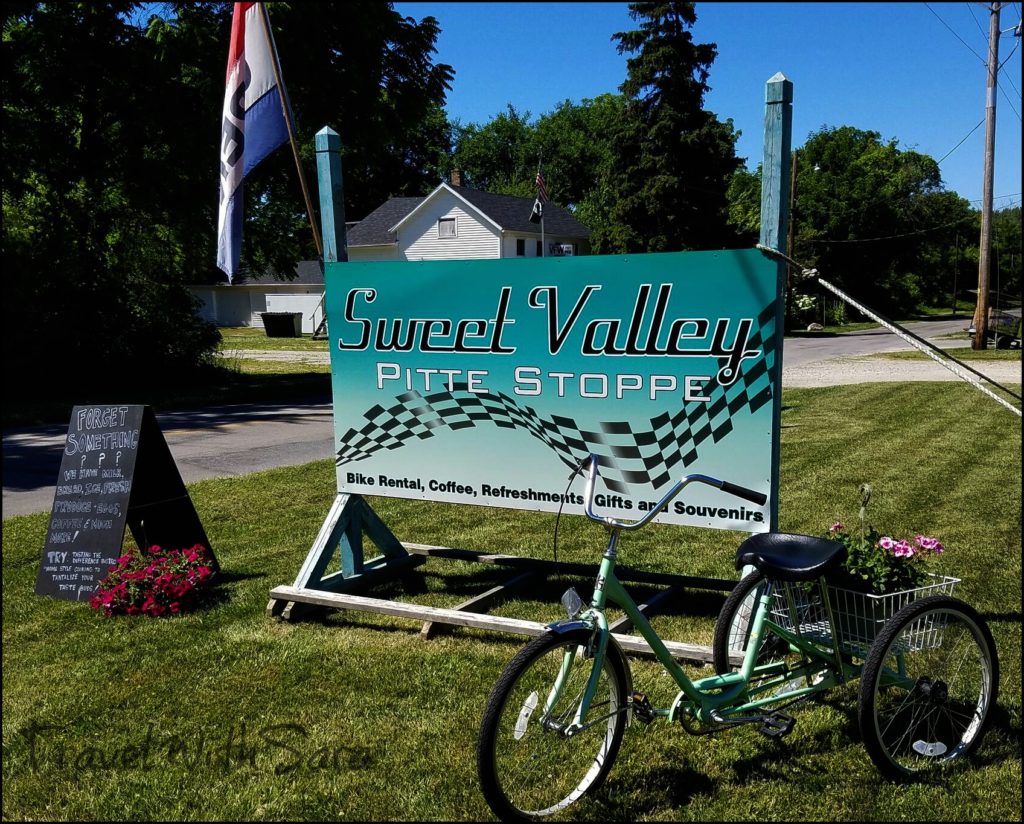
left=3, top=1, right=220, bottom=399
left=725, top=166, right=762, bottom=243
left=990, top=206, right=1021, bottom=300
left=791, top=126, right=975, bottom=314
left=604, top=1, right=742, bottom=253
left=452, top=105, right=535, bottom=195
left=2, top=1, right=454, bottom=402
left=727, top=126, right=978, bottom=318
left=148, top=1, right=455, bottom=276
left=453, top=94, right=627, bottom=233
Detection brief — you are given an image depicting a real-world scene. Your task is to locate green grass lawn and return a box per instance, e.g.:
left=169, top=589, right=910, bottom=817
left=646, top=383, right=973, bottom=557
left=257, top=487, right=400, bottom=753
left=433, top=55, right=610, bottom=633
left=218, top=327, right=329, bottom=352
left=878, top=348, right=1021, bottom=362
left=3, top=383, right=1021, bottom=821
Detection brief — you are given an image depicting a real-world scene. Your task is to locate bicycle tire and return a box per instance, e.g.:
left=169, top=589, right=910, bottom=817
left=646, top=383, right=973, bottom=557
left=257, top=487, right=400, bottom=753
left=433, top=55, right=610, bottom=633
left=713, top=571, right=829, bottom=696
left=713, top=571, right=772, bottom=674
left=858, top=595, right=999, bottom=780
left=477, top=629, right=628, bottom=821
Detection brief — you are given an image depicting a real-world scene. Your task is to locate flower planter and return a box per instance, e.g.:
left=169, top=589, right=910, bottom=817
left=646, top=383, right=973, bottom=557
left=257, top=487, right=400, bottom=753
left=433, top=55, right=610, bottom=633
left=827, top=575, right=959, bottom=653
left=260, top=311, right=302, bottom=338
left=770, top=574, right=959, bottom=657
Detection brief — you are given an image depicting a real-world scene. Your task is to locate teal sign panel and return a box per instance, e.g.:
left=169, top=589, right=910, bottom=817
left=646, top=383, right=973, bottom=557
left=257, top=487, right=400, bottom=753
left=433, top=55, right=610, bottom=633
left=327, top=249, right=781, bottom=531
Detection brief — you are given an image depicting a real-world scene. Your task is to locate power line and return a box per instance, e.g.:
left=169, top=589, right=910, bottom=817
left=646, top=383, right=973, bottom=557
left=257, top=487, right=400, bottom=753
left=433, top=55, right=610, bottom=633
left=927, top=3, right=988, bottom=64
left=967, top=191, right=1022, bottom=203
left=806, top=216, right=976, bottom=245
left=968, top=1, right=990, bottom=42
left=937, top=117, right=986, bottom=163
left=996, top=36, right=1022, bottom=120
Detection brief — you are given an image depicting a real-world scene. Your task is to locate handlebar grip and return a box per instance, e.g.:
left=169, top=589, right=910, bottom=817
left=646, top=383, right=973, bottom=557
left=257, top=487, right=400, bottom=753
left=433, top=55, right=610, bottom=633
left=720, top=481, right=767, bottom=506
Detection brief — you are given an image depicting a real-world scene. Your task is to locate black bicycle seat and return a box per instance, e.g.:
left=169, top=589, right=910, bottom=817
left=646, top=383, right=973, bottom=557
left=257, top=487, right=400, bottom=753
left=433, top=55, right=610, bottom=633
left=734, top=532, right=847, bottom=582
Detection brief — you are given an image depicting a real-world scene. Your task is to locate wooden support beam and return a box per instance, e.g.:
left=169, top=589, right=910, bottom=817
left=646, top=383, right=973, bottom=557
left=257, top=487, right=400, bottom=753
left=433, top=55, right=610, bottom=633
left=608, top=583, right=685, bottom=636
left=271, top=553, right=424, bottom=621
left=268, top=585, right=717, bottom=665
left=421, top=572, right=536, bottom=640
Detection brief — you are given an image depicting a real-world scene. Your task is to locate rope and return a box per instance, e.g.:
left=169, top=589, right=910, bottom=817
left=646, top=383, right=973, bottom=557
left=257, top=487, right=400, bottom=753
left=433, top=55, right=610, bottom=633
left=756, top=244, right=1023, bottom=418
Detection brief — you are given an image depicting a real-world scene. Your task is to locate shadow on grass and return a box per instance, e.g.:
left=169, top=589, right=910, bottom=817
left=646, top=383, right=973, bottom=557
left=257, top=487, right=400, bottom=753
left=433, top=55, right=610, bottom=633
left=594, top=766, right=717, bottom=821
left=196, top=570, right=264, bottom=610
left=2, top=367, right=331, bottom=429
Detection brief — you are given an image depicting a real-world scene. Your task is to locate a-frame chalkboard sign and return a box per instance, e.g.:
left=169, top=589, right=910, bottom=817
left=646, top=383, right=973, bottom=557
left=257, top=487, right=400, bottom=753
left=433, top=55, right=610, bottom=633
left=35, top=404, right=215, bottom=601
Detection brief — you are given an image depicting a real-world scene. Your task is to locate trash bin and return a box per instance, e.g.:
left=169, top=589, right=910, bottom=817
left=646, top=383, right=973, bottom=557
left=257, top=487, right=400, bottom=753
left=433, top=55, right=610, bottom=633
left=260, top=312, right=302, bottom=338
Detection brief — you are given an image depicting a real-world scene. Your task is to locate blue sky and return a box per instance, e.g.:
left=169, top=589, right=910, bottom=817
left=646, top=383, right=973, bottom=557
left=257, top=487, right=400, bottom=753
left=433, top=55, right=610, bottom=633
left=393, top=2, right=1022, bottom=208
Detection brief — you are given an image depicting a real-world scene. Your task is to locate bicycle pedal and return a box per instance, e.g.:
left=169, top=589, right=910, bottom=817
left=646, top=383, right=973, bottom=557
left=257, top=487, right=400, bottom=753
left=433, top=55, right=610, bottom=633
left=631, top=692, right=655, bottom=724
left=758, top=711, right=796, bottom=738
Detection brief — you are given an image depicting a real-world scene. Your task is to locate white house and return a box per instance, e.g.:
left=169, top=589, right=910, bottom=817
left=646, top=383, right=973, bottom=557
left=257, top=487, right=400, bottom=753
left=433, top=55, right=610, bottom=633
left=188, top=178, right=590, bottom=333
left=189, top=260, right=327, bottom=335
left=347, top=178, right=591, bottom=262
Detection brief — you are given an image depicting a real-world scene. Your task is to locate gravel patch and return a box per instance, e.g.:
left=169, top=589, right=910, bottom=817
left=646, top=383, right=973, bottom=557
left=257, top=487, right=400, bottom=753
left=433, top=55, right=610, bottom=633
left=783, top=355, right=1022, bottom=387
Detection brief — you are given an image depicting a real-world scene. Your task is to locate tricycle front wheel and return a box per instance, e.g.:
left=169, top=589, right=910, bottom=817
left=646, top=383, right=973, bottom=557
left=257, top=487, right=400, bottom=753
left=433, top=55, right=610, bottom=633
left=477, top=629, right=629, bottom=821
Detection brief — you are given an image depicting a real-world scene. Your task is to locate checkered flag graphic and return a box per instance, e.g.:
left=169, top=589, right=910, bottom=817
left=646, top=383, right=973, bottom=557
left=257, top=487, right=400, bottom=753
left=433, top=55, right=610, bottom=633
left=336, top=303, right=778, bottom=494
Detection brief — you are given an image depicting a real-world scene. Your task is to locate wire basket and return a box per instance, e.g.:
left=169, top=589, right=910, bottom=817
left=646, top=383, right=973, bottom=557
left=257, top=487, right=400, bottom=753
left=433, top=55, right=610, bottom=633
left=770, top=574, right=960, bottom=656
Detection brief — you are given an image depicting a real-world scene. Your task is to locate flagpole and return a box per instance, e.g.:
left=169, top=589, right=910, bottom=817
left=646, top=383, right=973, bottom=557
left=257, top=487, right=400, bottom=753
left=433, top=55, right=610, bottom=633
left=538, top=155, right=545, bottom=257
left=258, top=4, right=323, bottom=261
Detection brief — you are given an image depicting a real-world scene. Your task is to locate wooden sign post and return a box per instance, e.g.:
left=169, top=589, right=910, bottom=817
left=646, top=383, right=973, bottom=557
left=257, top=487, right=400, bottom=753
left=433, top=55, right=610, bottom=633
left=35, top=404, right=214, bottom=601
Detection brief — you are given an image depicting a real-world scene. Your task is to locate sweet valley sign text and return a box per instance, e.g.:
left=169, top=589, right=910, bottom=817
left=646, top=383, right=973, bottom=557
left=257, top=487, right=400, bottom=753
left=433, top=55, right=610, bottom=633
left=327, top=250, right=781, bottom=531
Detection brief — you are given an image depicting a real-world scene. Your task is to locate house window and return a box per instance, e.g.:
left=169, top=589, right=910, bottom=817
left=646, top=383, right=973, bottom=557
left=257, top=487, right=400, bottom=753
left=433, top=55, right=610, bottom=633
left=516, top=239, right=525, bottom=256
left=438, top=217, right=457, bottom=238
left=536, top=240, right=542, bottom=256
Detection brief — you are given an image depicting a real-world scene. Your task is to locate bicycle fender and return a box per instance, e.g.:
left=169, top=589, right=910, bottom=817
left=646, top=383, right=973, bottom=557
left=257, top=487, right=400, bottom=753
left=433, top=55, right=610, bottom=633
left=542, top=620, right=635, bottom=712
left=545, top=619, right=592, bottom=636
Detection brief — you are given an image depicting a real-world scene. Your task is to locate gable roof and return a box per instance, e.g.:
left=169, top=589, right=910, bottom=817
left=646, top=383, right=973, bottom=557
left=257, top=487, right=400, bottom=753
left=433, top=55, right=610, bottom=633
left=346, top=184, right=590, bottom=247
left=346, top=196, right=423, bottom=247
left=193, top=259, right=325, bottom=287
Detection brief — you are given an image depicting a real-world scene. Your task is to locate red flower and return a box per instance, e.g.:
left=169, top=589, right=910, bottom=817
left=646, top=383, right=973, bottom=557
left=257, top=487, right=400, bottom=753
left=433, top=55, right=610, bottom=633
left=90, top=544, right=215, bottom=618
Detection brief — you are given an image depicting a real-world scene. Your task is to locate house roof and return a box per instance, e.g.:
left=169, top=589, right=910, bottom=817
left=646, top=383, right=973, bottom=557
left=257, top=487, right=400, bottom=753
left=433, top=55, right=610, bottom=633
left=234, top=260, right=324, bottom=285
left=346, top=196, right=424, bottom=247
left=346, top=184, right=590, bottom=247
left=195, top=260, right=325, bottom=287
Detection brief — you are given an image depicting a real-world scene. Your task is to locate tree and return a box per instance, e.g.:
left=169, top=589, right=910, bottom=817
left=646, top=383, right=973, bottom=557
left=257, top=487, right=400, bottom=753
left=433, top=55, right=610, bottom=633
left=604, top=1, right=742, bottom=253
left=150, top=1, right=455, bottom=277
left=3, top=2, right=220, bottom=398
left=791, top=126, right=975, bottom=315
left=990, top=206, right=1021, bottom=300
left=726, top=126, right=978, bottom=318
left=452, top=105, right=535, bottom=195
left=2, top=2, right=454, bottom=400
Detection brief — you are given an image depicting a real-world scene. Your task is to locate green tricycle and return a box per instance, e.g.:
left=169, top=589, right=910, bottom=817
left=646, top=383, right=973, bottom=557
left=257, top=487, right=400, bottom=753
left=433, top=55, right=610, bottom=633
left=476, top=455, right=1000, bottom=821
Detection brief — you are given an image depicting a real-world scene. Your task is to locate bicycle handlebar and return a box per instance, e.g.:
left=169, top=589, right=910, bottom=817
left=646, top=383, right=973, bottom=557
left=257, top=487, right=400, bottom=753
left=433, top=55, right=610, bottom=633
left=581, top=454, right=767, bottom=531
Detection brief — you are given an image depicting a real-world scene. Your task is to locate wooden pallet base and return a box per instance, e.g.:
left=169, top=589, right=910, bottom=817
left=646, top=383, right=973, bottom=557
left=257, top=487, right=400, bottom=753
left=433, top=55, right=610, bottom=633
left=269, top=541, right=737, bottom=666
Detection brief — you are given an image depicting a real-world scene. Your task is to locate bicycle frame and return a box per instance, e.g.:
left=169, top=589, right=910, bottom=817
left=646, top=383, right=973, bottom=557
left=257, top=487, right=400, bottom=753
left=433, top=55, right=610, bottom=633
left=549, top=457, right=858, bottom=736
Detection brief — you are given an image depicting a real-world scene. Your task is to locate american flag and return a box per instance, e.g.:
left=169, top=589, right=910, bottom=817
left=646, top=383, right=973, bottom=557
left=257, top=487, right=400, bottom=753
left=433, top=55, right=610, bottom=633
left=535, top=167, right=549, bottom=203
left=529, top=163, right=548, bottom=224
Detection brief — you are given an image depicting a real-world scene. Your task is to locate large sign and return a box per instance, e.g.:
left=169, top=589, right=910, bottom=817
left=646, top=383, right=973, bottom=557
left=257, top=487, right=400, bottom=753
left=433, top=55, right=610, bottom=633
left=327, top=250, right=781, bottom=531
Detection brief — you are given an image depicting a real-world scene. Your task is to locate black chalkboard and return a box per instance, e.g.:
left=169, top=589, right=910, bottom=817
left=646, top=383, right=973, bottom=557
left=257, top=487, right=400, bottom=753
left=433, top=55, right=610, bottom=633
left=35, top=405, right=214, bottom=601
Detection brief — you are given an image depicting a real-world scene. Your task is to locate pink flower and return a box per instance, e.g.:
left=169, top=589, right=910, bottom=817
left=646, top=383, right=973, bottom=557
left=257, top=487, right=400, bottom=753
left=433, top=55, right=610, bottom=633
left=829, top=522, right=845, bottom=533
left=915, top=535, right=945, bottom=554
left=878, top=536, right=896, bottom=550
left=891, top=539, right=915, bottom=558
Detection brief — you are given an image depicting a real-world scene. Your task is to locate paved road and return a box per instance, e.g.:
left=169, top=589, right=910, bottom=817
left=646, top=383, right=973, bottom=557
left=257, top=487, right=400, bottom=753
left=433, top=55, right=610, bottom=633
left=5, top=317, right=1016, bottom=519
left=783, top=318, right=970, bottom=367
left=3, top=400, right=334, bottom=518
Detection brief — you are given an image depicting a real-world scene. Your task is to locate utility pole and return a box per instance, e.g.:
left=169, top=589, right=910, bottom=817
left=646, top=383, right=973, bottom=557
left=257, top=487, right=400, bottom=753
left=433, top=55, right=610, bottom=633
left=973, top=1, right=1001, bottom=349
